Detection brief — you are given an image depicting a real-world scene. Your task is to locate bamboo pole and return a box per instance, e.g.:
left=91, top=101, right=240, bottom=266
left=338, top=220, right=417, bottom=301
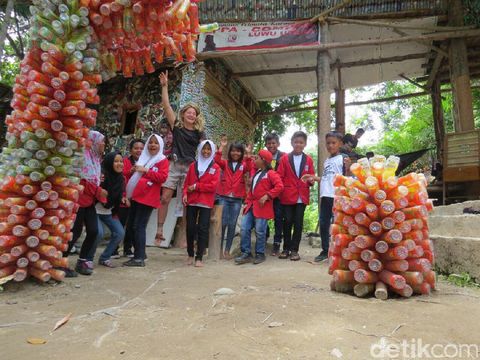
left=197, top=29, right=480, bottom=60
left=431, top=78, right=445, bottom=162
left=308, top=0, right=353, bottom=24
left=327, top=16, right=476, bottom=32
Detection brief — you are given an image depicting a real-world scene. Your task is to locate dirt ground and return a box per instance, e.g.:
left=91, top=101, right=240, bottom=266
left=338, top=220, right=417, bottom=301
left=1, top=242, right=480, bottom=360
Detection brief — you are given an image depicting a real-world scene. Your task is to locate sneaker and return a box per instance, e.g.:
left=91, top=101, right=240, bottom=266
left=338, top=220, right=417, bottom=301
left=235, top=253, right=252, bottom=265
left=110, top=252, right=121, bottom=259
left=253, top=254, right=266, bottom=265
left=54, top=267, right=77, bottom=278
left=75, top=260, right=93, bottom=276
left=99, top=259, right=116, bottom=268
left=123, top=259, right=145, bottom=267
left=278, top=250, right=290, bottom=259
left=271, top=244, right=280, bottom=256
left=123, top=250, right=134, bottom=258
left=314, top=252, right=328, bottom=263
left=290, top=252, right=301, bottom=261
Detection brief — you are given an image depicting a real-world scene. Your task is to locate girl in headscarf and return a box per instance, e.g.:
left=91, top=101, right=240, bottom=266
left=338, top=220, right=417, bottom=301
left=64, top=130, right=107, bottom=276
left=96, top=151, right=125, bottom=268
left=182, top=140, right=221, bottom=267
left=123, top=134, right=169, bottom=267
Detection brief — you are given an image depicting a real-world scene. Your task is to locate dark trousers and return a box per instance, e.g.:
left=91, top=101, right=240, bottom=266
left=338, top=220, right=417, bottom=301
left=283, top=203, right=306, bottom=253
left=117, top=206, right=130, bottom=253
left=125, top=200, right=153, bottom=260
left=319, top=196, right=334, bottom=253
left=66, top=205, right=99, bottom=261
left=266, top=198, right=284, bottom=246
left=186, top=205, right=211, bottom=261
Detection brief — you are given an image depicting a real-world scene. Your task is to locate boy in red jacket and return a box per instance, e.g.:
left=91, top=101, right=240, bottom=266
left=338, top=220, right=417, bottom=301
left=235, top=150, right=284, bottom=265
left=277, top=131, right=315, bottom=261
left=183, top=140, right=221, bottom=267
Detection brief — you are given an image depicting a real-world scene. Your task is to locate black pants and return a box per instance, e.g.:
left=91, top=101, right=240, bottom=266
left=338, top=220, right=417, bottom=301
left=124, top=200, right=153, bottom=260
left=266, top=198, right=284, bottom=246
left=66, top=205, right=99, bottom=261
left=319, top=197, right=334, bottom=253
left=283, top=203, right=307, bottom=253
left=117, top=206, right=130, bottom=253
left=186, top=205, right=211, bottom=261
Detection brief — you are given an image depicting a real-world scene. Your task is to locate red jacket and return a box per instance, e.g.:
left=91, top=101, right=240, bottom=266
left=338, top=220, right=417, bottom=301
left=131, top=159, right=169, bottom=208
left=244, top=169, right=283, bottom=219
left=215, top=151, right=252, bottom=199
left=78, top=178, right=106, bottom=208
left=183, top=161, right=221, bottom=208
left=277, top=152, right=315, bottom=205
left=121, top=157, right=135, bottom=208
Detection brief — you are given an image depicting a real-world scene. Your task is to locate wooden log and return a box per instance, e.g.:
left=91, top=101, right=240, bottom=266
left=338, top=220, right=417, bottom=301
left=208, top=205, right=223, bottom=261
left=335, top=65, right=346, bottom=135
left=354, top=283, right=375, bottom=297
left=431, top=79, right=445, bottom=161
left=198, top=29, right=480, bottom=60
left=316, top=22, right=332, bottom=202
left=327, top=16, right=475, bottom=32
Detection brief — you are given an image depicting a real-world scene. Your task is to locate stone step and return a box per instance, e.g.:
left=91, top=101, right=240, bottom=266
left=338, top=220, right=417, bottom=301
left=430, top=235, right=480, bottom=281
left=432, top=200, right=480, bottom=216
left=428, top=214, right=480, bottom=238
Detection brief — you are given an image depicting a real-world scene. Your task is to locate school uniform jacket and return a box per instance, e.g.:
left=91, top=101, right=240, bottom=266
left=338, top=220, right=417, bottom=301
left=277, top=152, right=315, bottom=205
left=183, top=161, right=221, bottom=208
left=244, top=169, right=284, bottom=219
left=215, top=151, right=252, bottom=199
left=131, top=158, right=169, bottom=208
left=121, top=156, right=135, bottom=208
left=78, top=178, right=107, bottom=208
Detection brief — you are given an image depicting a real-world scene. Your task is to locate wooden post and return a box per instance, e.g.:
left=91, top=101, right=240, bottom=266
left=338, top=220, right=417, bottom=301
left=431, top=78, right=445, bottom=162
left=316, top=22, right=332, bottom=203
left=208, top=205, right=223, bottom=260
left=0, top=0, right=14, bottom=60
left=335, top=66, right=345, bottom=135
left=448, top=0, right=475, bottom=132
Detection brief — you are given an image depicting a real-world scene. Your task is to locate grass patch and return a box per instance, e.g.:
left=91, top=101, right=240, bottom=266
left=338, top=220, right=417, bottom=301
left=439, top=272, right=480, bottom=289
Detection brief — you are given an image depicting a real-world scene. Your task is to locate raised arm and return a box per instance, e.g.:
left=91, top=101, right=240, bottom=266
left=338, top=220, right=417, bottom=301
left=159, top=71, right=176, bottom=129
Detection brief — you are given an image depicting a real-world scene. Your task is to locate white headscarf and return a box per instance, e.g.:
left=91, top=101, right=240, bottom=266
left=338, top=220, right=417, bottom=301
left=196, top=140, right=216, bottom=177
left=126, top=134, right=165, bottom=198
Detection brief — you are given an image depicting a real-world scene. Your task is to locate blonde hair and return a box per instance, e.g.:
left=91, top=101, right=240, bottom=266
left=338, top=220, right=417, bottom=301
left=178, top=102, right=205, bottom=132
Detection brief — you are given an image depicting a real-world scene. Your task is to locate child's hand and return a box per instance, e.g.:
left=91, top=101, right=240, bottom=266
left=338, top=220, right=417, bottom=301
left=187, top=184, right=196, bottom=192
left=344, top=157, right=352, bottom=168
left=100, top=174, right=105, bottom=182
left=301, top=174, right=318, bottom=183
left=159, top=71, right=168, bottom=87
left=135, top=165, right=148, bottom=173
left=258, top=194, right=269, bottom=206
left=220, top=136, right=228, bottom=148
left=182, top=195, right=188, bottom=206
left=100, top=189, right=108, bottom=199
left=122, top=197, right=131, bottom=207
left=245, top=143, right=253, bottom=156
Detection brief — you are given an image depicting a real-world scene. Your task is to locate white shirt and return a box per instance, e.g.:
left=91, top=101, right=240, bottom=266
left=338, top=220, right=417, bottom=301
left=320, top=154, right=344, bottom=198
left=293, top=154, right=303, bottom=203
left=252, top=171, right=263, bottom=190
left=95, top=202, right=112, bottom=215
left=231, top=161, right=238, bottom=170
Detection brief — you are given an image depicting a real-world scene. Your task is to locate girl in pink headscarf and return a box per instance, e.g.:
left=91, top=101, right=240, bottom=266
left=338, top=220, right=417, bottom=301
left=62, top=130, right=108, bottom=277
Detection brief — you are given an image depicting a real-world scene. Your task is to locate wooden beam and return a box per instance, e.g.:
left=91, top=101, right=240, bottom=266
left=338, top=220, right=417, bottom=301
left=335, top=66, right=345, bottom=134
left=197, top=29, right=480, bottom=60
left=327, top=16, right=475, bottom=32
left=308, top=0, right=353, bottom=24
left=448, top=0, right=475, bottom=132
left=256, top=85, right=480, bottom=117
left=393, top=28, right=449, bottom=58
left=231, top=52, right=430, bottom=79
left=426, top=47, right=447, bottom=88
left=399, top=73, right=429, bottom=92
left=0, top=0, right=14, bottom=59
left=431, top=78, right=445, bottom=162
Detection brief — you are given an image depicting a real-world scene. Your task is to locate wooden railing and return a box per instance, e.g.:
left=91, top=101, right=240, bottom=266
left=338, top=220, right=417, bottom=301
left=199, top=0, right=447, bottom=23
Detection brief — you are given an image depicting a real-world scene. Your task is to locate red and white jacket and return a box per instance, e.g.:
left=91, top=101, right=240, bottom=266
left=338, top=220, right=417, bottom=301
left=183, top=161, right=221, bottom=208
left=277, top=152, right=315, bottom=205
left=244, top=169, right=283, bottom=219
left=78, top=179, right=106, bottom=208
left=121, top=156, right=135, bottom=208
left=215, top=151, right=252, bottom=199
left=131, top=159, right=169, bottom=208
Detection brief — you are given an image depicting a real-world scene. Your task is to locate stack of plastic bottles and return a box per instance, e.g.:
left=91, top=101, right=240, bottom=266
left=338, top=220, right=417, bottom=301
left=329, top=155, right=436, bottom=299
left=86, top=0, right=217, bottom=78
left=0, top=0, right=101, bottom=283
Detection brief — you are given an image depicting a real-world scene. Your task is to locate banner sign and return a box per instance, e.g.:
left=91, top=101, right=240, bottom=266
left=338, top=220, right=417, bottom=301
left=198, top=22, right=319, bottom=52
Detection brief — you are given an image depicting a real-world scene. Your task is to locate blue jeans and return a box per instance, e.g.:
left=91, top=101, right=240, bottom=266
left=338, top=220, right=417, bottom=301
left=319, top=197, right=334, bottom=253
left=240, top=209, right=268, bottom=256
left=219, top=196, right=242, bottom=252
left=98, top=214, right=125, bottom=262
left=125, top=200, right=153, bottom=261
